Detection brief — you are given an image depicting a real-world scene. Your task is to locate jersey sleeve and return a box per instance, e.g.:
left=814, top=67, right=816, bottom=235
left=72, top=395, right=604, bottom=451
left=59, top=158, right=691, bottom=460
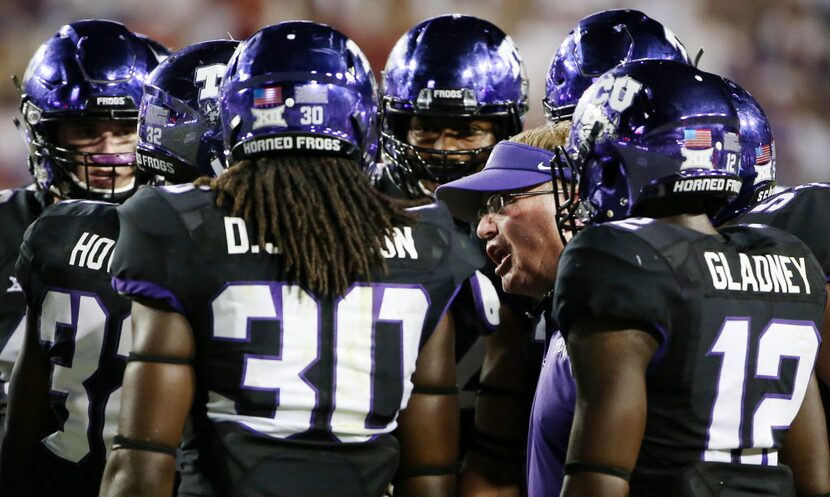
left=553, top=224, right=683, bottom=344
left=735, top=185, right=830, bottom=278
left=406, top=202, right=486, bottom=346
left=13, top=221, right=37, bottom=306
left=110, top=187, right=190, bottom=314
left=1, top=189, right=45, bottom=308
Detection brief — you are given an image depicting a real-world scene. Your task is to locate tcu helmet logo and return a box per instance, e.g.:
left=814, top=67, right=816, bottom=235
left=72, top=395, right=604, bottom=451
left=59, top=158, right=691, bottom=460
left=194, top=64, right=226, bottom=101
left=572, top=74, right=644, bottom=146
left=195, top=63, right=227, bottom=123
left=587, top=74, right=644, bottom=113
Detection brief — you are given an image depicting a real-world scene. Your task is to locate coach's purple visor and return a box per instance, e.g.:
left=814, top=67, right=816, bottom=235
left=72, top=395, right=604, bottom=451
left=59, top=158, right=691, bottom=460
left=435, top=141, right=560, bottom=222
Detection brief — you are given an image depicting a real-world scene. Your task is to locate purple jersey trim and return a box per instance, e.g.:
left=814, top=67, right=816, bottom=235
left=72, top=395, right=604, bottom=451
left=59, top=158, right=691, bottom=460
left=111, top=277, right=185, bottom=314
left=438, top=284, right=464, bottom=324
left=468, top=273, right=499, bottom=334
left=420, top=283, right=464, bottom=350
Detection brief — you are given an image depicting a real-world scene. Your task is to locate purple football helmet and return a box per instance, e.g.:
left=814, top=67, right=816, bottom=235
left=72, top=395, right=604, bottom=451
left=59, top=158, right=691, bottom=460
left=712, top=78, right=776, bottom=225
left=553, top=60, right=742, bottom=243
left=544, top=9, right=691, bottom=124
left=380, top=14, right=528, bottom=198
left=220, top=21, right=378, bottom=168
left=137, top=40, right=238, bottom=183
left=17, top=19, right=159, bottom=202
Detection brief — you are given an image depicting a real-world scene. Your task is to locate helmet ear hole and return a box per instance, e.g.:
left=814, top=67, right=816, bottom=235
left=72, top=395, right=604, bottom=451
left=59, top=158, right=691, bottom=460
left=385, top=113, right=409, bottom=141
left=600, top=159, right=619, bottom=187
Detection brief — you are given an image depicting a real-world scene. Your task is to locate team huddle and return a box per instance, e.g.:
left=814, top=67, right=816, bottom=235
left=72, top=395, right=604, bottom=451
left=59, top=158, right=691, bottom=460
left=0, top=9, right=827, bottom=497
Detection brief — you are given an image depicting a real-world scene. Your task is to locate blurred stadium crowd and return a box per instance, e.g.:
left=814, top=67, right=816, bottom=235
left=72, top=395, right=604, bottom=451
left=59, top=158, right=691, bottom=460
left=1, top=0, right=828, bottom=188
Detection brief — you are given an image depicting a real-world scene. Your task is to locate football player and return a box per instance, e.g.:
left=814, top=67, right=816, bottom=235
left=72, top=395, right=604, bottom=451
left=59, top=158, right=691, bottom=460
left=439, top=10, right=695, bottom=497
left=722, top=81, right=830, bottom=441
left=0, top=19, right=158, bottom=452
left=0, top=36, right=235, bottom=497
left=553, top=60, right=830, bottom=496
left=99, top=22, right=483, bottom=497
left=532, top=10, right=694, bottom=497
left=378, top=14, right=527, bottom=200
left=378, top=15, right=535, bottom=495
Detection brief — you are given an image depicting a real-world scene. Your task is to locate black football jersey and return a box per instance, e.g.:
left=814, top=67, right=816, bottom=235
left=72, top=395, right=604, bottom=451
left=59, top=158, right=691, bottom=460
left=0, top=188, right=50, bottom=375
left=15, top=199, right=130, bottom=495
left=0, top=186, right=51, bottom=439
left=371, top=162, right=520, bottom=456
left=554, top=218, right=826, bottom=487
left=110, top=184, right=484, bottom=495
left=731, top=183, right=830, bottom=458
left=732, top=183, right=830, bottom=276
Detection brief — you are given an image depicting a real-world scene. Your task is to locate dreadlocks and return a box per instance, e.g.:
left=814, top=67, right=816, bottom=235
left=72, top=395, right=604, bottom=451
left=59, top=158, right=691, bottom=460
left=195, top=155, right=416, bottom=296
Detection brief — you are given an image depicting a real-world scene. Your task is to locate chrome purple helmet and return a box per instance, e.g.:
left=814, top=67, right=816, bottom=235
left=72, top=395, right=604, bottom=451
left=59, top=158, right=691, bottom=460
left=380, top=14, right=528, bottom=198
left=712, top=78, right=776, bottom=225
left=553, top=60, right=742, bottom=242
left=137, top=40, right=238, bottom=183
left=220, top=21, right=378, bottom=168
left=544, top=9, right=691, bottom=124
left=17, top=19, right=158, bottom=202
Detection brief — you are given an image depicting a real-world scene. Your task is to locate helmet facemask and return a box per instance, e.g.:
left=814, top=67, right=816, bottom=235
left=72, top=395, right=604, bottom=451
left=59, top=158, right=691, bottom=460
left=379, top=15, right=529, bottom=199
left=18, top=19, right=160, bottom=203
left=551, top=122, right=607, bottom=246
left=379, top=108, right=507, bottom=198
left=25, top=111, right=145, bottom=203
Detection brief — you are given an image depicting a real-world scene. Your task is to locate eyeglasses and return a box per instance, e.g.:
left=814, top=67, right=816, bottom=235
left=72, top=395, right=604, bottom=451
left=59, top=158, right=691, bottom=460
left=477, top=190, right=556, bottom=219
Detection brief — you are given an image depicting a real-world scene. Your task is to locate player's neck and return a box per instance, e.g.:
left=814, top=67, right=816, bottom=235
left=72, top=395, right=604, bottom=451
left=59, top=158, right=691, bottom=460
left=657, top=213, right=718, bottom=235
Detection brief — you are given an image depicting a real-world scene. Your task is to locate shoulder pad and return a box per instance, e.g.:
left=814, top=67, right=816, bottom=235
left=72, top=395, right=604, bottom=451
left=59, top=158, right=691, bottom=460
left=555, top=221, right=682, bottom=341
left=42, top=198, right=118, bottom=218
left=0, top=188, right=50, bottom=258
left=20, top=199, right=120, bottom=280
left=118, top=185, right=214, bottom=238
left=734, top=183, right=830, bottom=276
left=111, top=186, right=195, bottom=313
left=394, top=201, right=485, bottom=285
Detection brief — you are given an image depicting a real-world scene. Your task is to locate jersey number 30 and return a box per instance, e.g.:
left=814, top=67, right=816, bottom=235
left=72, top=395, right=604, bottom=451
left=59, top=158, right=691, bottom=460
left=209, top=283, right=429, bottom=443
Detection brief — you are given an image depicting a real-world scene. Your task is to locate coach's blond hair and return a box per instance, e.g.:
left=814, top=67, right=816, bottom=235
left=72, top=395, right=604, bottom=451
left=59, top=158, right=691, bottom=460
left=507, top=122, right=569, bottom=151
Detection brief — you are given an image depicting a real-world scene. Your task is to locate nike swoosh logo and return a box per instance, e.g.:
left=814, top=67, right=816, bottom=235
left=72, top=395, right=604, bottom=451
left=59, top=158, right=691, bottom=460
left=537, top=161, right=551, bottom=171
